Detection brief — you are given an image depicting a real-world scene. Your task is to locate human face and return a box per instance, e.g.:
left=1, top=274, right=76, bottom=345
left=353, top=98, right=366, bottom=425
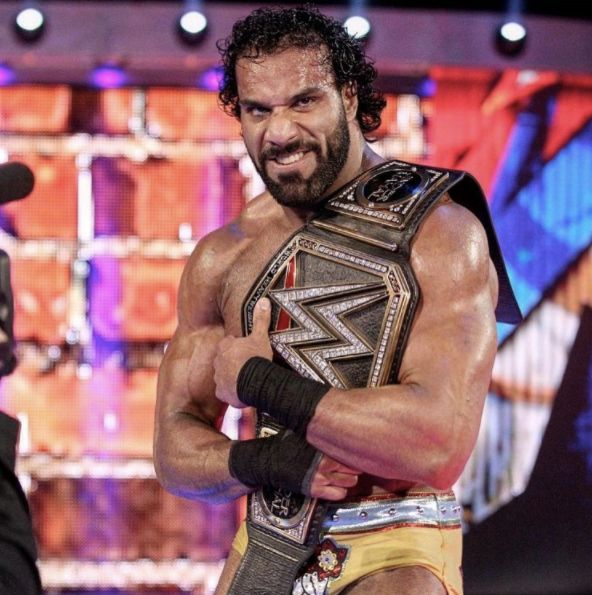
left=236, top=46, right=354, bottom=209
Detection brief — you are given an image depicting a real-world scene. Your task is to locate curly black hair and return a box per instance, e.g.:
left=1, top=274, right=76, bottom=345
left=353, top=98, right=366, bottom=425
left=217, top=5, right=386, bottom=136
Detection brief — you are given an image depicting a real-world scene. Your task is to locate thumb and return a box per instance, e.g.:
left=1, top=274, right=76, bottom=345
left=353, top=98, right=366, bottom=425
left=251, top=298, right=272, bottom=337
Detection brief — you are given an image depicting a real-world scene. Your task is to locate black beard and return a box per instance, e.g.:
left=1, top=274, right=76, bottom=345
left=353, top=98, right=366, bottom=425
left=254, top=112, right=350, bottom=209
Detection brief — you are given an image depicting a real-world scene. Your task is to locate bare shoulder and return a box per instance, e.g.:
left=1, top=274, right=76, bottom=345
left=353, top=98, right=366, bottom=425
left=177, top=192, right=281, bottom=328
left=412, top=195, right=497, bottom=298
left=400, top=195, right=499, bottom=403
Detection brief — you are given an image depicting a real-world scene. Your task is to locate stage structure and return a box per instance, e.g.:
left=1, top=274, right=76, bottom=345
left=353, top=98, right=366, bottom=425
left=0, top=3, right=591, bottom=594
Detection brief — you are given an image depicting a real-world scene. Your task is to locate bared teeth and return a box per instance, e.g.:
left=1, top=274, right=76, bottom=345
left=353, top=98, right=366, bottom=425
left=275, top=151, right=305, bottom=165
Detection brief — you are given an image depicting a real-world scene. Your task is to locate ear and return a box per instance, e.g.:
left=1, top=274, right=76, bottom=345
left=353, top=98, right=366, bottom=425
left=341, top=82, right=359, bottom=123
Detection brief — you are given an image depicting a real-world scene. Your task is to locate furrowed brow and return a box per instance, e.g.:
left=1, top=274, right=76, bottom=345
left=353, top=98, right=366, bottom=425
left=238, top=98, right=268, bottom=110
left=291, top=87, right=324, bottom=102
left=239, top=86, right=325, bottom=111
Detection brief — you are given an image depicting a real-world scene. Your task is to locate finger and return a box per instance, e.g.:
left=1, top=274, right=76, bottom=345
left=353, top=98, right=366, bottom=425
left=311, top=485, right=348, bottom=501
left=331, top=463, right=360, bottom=475
left=216, top=336, right=235, bottom=354
left=326, top=472, right=359, bottom=488
left=313, top=471, right=358, bottom=489
left=317, top=458, right=360, bottom=475
left=251, top=298, right=272, bottom=338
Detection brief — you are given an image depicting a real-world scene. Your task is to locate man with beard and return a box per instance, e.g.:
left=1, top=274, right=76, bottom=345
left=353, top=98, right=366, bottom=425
left=153, top=6, right=520, bottom=595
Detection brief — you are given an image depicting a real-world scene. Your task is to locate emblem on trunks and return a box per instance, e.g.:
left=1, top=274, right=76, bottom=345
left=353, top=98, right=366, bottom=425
left=293, top=537, right=350, bottom=595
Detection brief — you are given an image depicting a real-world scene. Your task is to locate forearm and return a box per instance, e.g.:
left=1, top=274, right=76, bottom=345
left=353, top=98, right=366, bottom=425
left=154, top=411, right=250, bottom=503
left=305, top=384, right=463, bottom=488
left=307, top=324, right=494, bottom=487
left=155, top=410, right=330, bottom=503
left=235, top=358, right=481, bottom=489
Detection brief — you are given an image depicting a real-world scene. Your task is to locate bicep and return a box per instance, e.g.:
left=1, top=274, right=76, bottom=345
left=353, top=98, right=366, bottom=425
left=156, top=239, right=228, bottom=429
left=400, top=203, right=498, bottom=442
left=156, top=322, right=227, bottom=427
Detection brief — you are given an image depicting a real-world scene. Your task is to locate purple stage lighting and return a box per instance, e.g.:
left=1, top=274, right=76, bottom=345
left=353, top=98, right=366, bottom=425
left=90, top=64, right=128, bottom=89
left=0, top=64, right=15, bottom=86
left=197, top=67, right=223, bottom=92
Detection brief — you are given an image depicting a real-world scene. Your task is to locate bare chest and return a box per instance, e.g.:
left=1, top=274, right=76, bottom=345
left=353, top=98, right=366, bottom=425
left=218, top=221, right=301, bottom=337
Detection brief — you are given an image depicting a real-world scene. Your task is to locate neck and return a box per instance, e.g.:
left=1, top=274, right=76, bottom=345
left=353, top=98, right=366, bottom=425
left=327, top=131, right=385, bottom=194
left=359, top=143, right=387, bottom=174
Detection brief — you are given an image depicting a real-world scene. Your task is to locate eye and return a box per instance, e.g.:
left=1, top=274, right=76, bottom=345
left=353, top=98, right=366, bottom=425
left=244, top=105, right=270, bottom=118
left=294, top=96, right=316, bottom=109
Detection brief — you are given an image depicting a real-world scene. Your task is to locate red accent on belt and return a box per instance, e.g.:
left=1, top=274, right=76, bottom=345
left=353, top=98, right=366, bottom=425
left=275, top=255, right=297, bottom=331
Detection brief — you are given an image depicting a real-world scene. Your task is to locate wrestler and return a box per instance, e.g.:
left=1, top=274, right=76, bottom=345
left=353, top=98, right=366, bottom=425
left=154, top=6, right=519, bottom=595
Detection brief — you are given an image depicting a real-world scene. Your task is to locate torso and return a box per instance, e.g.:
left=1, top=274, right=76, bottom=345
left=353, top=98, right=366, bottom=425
left=200, top=160, right=498, bottom=499
left=208, top=189, right=441, bottom=498
left=216, top=195, right=306, bottom=336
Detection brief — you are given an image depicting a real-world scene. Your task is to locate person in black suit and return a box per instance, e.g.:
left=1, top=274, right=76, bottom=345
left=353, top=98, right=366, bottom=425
left=0, top=409, right=42, bottom=595
left=0, top=249, right=42, bottom=594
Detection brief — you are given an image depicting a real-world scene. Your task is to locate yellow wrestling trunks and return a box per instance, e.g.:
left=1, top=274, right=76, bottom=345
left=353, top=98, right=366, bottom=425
left=230, top=491, right=464, bottom=595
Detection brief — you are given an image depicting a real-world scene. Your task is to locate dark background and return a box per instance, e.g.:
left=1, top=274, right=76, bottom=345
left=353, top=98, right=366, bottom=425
left=41, top=0, right=592, bottom=21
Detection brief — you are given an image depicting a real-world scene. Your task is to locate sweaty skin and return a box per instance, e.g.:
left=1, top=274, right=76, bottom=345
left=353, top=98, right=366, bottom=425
left=154, top=46, right=498, bottom=594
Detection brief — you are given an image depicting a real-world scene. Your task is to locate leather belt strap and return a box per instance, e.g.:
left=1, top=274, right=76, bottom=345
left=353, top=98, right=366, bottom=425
left=228, top=505, right=327, bottom=595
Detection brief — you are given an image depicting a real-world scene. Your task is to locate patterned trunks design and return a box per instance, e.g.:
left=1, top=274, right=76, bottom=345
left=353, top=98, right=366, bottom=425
left=293, top=537, right=350, bottom=595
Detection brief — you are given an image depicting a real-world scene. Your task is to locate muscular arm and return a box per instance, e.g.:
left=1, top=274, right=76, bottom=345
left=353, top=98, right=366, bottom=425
left=155, top=214, right=359, bottom=503
left=306, top=201, right=499, bottom=488
left=153, top=234, right=249, bottom=503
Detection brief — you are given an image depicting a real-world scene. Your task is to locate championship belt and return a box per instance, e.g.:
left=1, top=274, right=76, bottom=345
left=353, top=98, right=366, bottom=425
left=228, top=160, right=521, bottom=595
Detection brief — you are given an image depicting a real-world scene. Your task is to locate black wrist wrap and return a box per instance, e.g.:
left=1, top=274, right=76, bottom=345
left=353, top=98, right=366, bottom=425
left=228, top=429, right=321, bottom=495
left=237, top=357, right=330, bottom=436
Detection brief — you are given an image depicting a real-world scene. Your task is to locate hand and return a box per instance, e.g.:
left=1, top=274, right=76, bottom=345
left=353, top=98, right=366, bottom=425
left=214, top=298, right=273, bottom=408
left=308, top=455, right=360, bottom=501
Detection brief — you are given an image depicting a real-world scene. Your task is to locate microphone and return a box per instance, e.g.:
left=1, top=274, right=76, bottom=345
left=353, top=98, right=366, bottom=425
left=0, top=162, right=35, bottom=205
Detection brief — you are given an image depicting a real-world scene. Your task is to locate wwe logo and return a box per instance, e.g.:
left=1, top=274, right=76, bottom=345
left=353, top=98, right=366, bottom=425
left=269, top=283, right=385, bottom=387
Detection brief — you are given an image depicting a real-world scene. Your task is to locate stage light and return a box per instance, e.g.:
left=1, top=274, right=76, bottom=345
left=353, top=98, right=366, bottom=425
left=343, top=15, right=372, bottom=41
left=90, top=64, right=128, bottom=89
left=197, top=66, right=223, bottom=92
left=176, top=8, right=208, bottom=46
left=416, top=76, right=437, bottom=98
left=13, top=6, right=46, bottom=42
left=495, top=20, right=528, bottom=57
left=0, top=64, right=16, bottom=86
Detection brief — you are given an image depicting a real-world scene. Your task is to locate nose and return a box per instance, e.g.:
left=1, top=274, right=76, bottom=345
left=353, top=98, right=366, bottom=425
left=263, top=108, right=300, bottom=148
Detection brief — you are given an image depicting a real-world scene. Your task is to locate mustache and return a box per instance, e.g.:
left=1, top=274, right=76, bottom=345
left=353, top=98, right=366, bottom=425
left=260, top=140, right=320, bottom=162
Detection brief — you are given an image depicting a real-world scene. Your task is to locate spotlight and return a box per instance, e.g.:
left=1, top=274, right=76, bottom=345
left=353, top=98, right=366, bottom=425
left=0, top=64, right=16, bottom=86
left=90, top=64, right=128, bottom=89
left=13, top=6, right=46, bottom=42
left=343, top=15, right=372, bottom=42
left=494, top=20, right=528, bottom=57
left=416, top=76, right=437, bottom=98
left=176, top=9, right=208, bottom=46
left=197, top=66, right=223, bottom=92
